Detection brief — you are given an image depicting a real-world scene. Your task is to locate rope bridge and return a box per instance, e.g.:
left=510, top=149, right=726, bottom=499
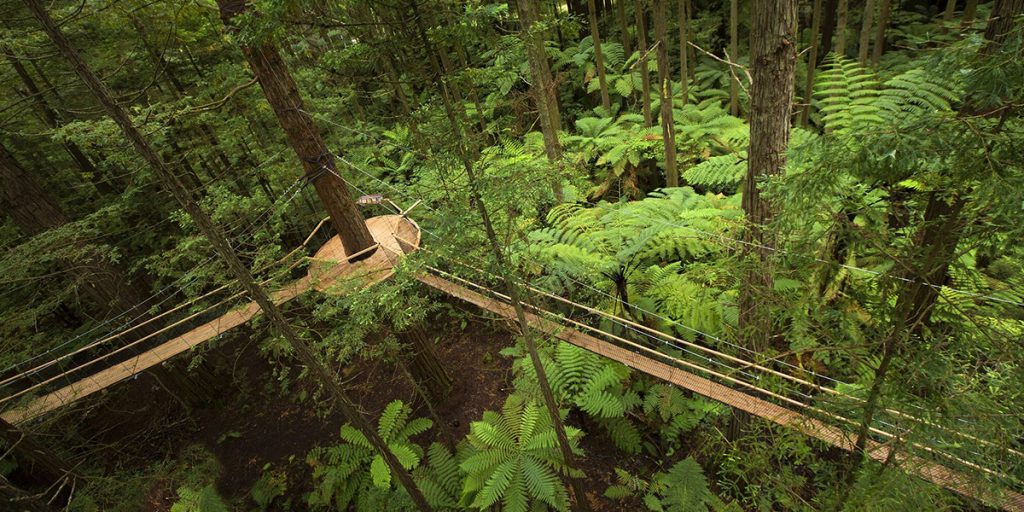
left=2, top=210, right=1021, bottom=510
left=0, top=215, right=418, bottom=424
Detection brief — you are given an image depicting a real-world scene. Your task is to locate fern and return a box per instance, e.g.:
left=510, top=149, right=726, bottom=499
left=413, top=442, right=464, bottom=510
left=170, top=485, right=229, bottom=512
left=307, top=400, right=432, bottom=510
left=605, top=458, right=721, bottom=511
left=683, top=153, right=746, bottom=192
left=459, top=395, right=581, bottom=512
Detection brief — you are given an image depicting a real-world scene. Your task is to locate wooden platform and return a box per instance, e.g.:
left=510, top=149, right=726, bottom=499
left=1, top=215, right=419, bottom=424
left=415, top=272, right=1024, bottom=512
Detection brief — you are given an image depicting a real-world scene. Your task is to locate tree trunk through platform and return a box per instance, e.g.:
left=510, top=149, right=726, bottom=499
left=216, top=0, right=376, bottom=259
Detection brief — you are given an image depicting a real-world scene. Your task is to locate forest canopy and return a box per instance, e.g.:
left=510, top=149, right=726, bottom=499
left=1, top=0, right=1023, bottom=511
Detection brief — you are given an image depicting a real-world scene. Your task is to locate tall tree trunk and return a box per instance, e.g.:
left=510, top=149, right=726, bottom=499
left=516, top=0, right=567, bottom=200
left=617, top=0, right=632, bottom=56
left=22, top=2, right=433, bottom=509
left=800, top=0, right=823, bottom=127
left=857, top=0, right=875, bottom=65
left=677, top=0, right=689, bottom=104
left=635, top=0, right=654, bottom=127
left=216, top=0, right=375, bottom=258
left=587, top=0, right=612, bottom=109
left=739, top=0, right=797, bottom=351
left=397, top=327, right=452, bottom=401
left=729, top=0, right=740, bottom=116
left=871, top=0, right=891, bottom=65
left=653, top=0, right=678, bottom=187
left=960, top=0, right=979, bottom=30
left=835, top=0, right=849, bottom=55
left=819, top=0, right=840, bottom=61
left=942, top=0, right=958, bottom=32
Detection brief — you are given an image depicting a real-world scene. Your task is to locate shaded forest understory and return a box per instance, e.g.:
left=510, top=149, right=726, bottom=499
left=2, top=0, right=1023, bottom=511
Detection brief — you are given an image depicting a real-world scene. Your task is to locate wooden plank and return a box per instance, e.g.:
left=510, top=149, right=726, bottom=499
left=416, top=273, right=1024, bottom=512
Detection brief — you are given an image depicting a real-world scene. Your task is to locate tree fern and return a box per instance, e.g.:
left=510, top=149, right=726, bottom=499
left=307, top=400, right=431, bottom=510
left=683, top=154, right=746, bottom=192
left=170, top=485, right=229, bottom=512
left=459, top=395, right=581, bottom=512
left=605, top=458, right=723, bottom=511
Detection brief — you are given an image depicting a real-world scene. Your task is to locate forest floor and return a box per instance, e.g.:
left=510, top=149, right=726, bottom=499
left=69, top=297, right=647, bottom=511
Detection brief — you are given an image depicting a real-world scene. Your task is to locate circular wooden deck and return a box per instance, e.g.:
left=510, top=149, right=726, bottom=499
left=307, top=215, right=421, bottom=294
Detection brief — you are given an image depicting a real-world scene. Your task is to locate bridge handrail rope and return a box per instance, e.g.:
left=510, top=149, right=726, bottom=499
left=0, top=252, right=309, bottom=406
left=0, top=215, right=335, bottom=398
left=415, top=270, right=1024, bottom=511
left=421, top=265, right=1017, bottom=485
left=414, top=243, right=1024, bottom=461
left=0, top=172, right=310, bottom=377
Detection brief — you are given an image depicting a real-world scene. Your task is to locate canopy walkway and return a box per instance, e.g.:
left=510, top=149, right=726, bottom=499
left=0, top=215, right=419, bottom=424
left=1, top=213, right=1021, bottom=510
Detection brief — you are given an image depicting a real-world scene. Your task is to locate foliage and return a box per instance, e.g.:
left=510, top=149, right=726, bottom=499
left=605, top=458, right=726, bottom=512
left=459, top=394, right=583, bottom=512
left=306, top=400, right=432, bottom=510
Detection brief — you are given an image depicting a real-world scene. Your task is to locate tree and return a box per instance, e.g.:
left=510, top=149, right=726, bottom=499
left=587, top=0, right=612, bottom=109
left=215, top=0, right=376, bottom=258
left=677, top=0, right=689, bottom=105
left=20, top=1, right=433, bottom=510
left=801, top=0, right=824, bottom=127
left=871, top=0, right=892, bottom=65
left=729, top=0, right=740, bottom=116
left=515, top=0, right=567, bottom=200
left=835, top=0, right=849, bottom=55
left=739, top=0, right=797, bottom=351
left=857, top=0, right=875, bottom=65
left=635, top=0, right=654, bottom=127
left=652, top=0, right=679, bottom=187
left=0, top=418, right=73, bottom=504
left=0, top=143, right=150, bottom=318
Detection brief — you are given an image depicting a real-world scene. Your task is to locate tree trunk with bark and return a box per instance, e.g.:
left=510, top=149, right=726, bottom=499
left=677, top=0, right=689, bottom=104
left=800, top=0, right=823, bottom=126
left=587, top=0, right=612, bottom=109
left=398, top=326, right=453, bottom=401
left=739, top=0, right=797, bottom=352
left=216, top=0, right=376, bottom=258
left=515, top=0, right=567, bottom=200
left=729, top=0, right=740, bottom=116
left=635, top=0, right=654, bottom=127
left=22, top=2, right=433, bottom=509
left=857, top=0, right=875, bottom=65
left=835, top=0, right=849, bottom=55
left=3, top=48, right=103, bottom=190
left=617, top=0, right=632, bottom=56
left=653, top=0, right=678, bottom=187
left=0, top=144, right=152, bottom=316
left=871, top=0, right=892, bottom=65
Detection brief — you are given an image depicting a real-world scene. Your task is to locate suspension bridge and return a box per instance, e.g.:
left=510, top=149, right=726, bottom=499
left=1, top=210, right=1021, bottom=511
